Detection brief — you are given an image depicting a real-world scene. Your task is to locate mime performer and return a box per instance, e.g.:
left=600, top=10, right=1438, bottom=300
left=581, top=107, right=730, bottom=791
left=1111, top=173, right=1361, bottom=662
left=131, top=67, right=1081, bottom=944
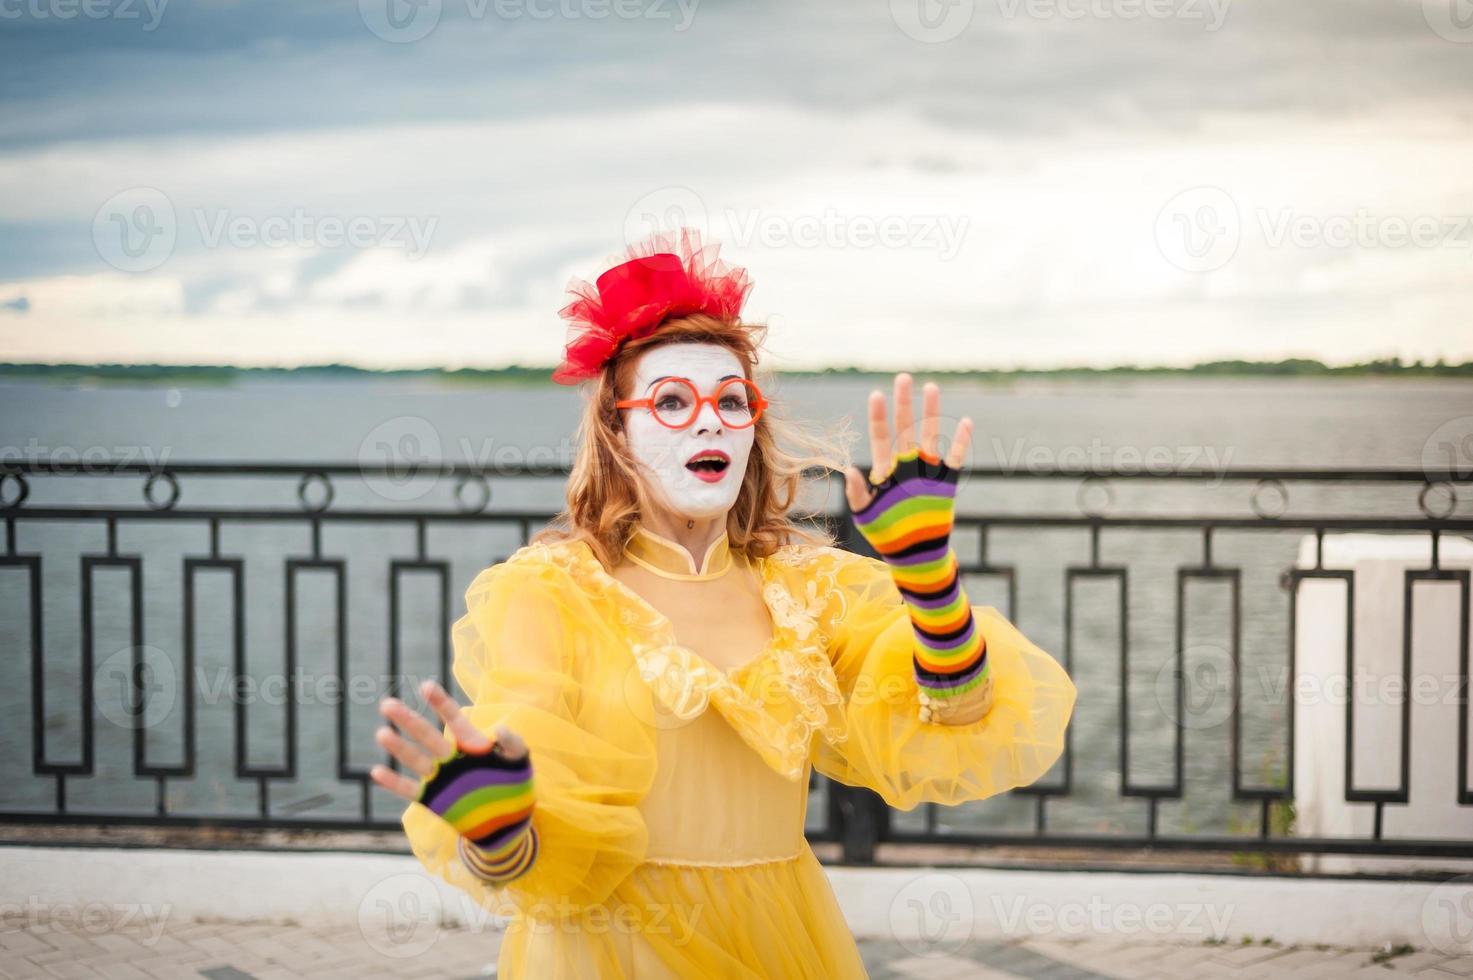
left=369, top=229, right=1076, bottom=978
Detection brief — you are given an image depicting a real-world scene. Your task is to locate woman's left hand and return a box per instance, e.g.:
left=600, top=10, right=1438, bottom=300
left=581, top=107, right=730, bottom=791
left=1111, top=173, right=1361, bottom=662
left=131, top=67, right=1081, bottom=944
left=844, top=372, right=973, bottom=511
left=843, top=373, right=991, bottom=725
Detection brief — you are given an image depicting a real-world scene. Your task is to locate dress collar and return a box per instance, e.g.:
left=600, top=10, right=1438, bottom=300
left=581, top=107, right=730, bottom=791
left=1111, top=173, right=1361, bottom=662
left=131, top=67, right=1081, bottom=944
left=623, top=523, right=733, bottom=581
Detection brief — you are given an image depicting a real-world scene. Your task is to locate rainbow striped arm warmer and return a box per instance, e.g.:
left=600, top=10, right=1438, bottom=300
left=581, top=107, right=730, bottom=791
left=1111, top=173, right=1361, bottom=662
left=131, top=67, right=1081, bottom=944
left=416, top=739, right=539, bottom=884
left=851, top=446, right=993, bottom=724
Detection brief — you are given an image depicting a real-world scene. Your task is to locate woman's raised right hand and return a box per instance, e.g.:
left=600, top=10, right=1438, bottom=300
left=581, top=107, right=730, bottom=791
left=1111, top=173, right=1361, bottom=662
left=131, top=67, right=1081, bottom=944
left=370, top=678, right=528, bottom=802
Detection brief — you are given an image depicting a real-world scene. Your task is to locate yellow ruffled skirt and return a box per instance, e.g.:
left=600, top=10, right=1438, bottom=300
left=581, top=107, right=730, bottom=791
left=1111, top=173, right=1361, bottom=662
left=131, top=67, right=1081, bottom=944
left=497, top=844, right=867, bottom=978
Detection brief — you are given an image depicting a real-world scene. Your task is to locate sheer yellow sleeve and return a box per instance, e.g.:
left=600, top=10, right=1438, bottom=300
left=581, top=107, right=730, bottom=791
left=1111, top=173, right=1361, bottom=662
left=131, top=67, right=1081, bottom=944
left=401, top=553, right=657, bottom=919
left=807, top=548, right=1076, bottom=811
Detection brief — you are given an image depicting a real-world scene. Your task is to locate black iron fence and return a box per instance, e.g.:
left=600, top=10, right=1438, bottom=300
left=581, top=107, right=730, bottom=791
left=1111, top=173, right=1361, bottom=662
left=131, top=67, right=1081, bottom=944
left=0, top=460, right=1468, bottom=866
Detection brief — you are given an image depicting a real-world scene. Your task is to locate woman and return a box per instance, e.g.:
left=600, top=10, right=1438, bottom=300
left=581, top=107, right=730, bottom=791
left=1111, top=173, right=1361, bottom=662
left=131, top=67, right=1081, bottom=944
left=368, top=229, right=1076, bottom=978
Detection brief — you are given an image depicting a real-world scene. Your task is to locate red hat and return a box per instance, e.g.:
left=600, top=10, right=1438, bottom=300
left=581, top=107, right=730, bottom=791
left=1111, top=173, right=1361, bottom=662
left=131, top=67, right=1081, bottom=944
left=551, top=227, right=753, bottom=385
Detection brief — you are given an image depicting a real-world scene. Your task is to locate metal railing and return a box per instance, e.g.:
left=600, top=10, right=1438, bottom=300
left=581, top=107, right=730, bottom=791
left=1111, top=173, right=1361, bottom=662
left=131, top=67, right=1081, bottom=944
left=0, top=460, right=1468, bottom=866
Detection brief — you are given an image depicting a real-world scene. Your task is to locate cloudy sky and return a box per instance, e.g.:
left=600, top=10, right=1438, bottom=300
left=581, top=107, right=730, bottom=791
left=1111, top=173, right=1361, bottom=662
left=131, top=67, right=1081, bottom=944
left=1, top=0, right=1470, bottom=371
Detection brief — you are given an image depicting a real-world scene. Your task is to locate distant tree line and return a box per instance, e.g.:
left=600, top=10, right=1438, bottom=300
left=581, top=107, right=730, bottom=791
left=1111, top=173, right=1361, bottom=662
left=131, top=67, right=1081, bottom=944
left=0, top=357, right=1469, bottom=384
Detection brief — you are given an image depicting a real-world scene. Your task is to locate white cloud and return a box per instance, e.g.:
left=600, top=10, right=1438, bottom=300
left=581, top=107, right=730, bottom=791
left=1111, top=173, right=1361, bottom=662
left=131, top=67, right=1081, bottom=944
left=2, top=94, right=1471, bottom=367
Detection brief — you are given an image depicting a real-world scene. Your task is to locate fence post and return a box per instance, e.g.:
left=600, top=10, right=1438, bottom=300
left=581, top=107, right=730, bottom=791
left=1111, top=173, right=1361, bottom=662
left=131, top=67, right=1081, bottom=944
left=830, top=783, right=890, bottom=863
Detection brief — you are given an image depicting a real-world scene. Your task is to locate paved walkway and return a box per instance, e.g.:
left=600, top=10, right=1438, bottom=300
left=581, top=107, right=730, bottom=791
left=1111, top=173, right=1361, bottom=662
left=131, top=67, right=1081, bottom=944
left=2, top=917, right=1472, bottom=979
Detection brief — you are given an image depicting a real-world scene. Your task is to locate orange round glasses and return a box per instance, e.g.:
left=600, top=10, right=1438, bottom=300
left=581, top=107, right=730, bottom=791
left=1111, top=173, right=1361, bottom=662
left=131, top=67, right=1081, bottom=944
left=615, top=377, right=769, bottom=430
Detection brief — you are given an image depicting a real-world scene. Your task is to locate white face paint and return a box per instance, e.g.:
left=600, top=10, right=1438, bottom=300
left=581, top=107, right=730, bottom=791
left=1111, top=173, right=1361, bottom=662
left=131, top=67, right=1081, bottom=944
left=619, top=343, right=756, bottom=522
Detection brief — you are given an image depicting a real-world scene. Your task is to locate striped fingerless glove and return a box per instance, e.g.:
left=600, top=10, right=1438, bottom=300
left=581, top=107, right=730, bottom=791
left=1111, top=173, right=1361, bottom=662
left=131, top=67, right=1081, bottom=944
left=851, top=445, right=992, bottom=724
left=417, top=738, right=539, bottom=884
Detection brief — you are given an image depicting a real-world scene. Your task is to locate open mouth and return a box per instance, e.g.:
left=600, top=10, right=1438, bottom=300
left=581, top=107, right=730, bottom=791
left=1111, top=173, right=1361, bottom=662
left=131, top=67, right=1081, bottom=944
left=685, top=450, right=731, bottom=480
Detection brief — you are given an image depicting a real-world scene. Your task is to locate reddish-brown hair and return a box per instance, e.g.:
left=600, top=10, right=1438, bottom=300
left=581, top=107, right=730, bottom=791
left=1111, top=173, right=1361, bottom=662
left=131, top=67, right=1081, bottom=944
left=533, top=313, right=855, bottom=570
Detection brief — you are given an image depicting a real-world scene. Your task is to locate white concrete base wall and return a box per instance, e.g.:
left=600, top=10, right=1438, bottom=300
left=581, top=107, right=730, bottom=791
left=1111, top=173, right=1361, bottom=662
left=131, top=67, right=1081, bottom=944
left=826, top=865, right=1470, bottom=952
left=1293, top=533, right=1473, bottom=878
left=3, top=846, right=1470, bottom=954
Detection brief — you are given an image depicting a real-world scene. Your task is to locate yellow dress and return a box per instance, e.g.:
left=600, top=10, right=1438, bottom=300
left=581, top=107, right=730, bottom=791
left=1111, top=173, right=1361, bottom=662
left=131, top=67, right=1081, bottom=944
left=402, top=523, right=1075, bottom=978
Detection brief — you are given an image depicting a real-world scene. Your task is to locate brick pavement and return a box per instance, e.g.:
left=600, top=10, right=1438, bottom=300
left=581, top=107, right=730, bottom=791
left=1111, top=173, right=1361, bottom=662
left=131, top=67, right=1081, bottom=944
left=2, top=916, right=1471, bottom=979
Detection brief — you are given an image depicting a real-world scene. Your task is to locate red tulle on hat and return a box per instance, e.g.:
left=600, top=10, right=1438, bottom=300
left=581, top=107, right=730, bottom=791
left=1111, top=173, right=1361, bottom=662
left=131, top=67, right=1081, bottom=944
left=551, top=228, right=754, bottom=385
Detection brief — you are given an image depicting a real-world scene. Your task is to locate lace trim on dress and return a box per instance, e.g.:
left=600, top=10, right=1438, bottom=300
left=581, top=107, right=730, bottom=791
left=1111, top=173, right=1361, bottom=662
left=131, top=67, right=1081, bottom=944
left=510, top=539, right=851, bottom=783
left=639, top=851, right=805, bottom=868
